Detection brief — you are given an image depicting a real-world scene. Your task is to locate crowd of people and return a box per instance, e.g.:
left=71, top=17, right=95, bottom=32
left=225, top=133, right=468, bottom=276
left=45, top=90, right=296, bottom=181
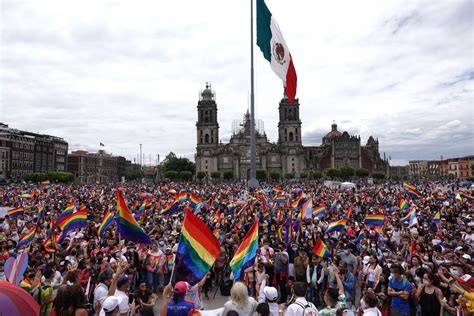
left=0, top=179, right=473, bottom=316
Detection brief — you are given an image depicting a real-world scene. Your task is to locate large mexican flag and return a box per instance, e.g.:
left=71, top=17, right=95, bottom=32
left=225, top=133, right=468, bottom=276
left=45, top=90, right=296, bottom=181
left=256, top=0, right=297, bottom=103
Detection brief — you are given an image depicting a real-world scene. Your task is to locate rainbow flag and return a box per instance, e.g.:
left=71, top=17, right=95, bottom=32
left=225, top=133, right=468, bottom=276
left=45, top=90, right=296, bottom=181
left=401, top=207, right=416, bottom=223
left=35, top=202, right=45, bottom=224
left=276, top=223, right=284, bottom=243
left=116, top=190, right=151, bottom=245
left=189, top=192, right=201, bottom=208
left=57, top=204, right=75, bottom=230
left=43, top=236, right=55, bottom=253
left=364, top=214, right=385, bottom=227
left=175, top=209, right=220, bottom=285
left=400, top=198, right=409, bottom=211
left=460, top=192, right=474, bottom=202
left=161, top=198, right=179, bottom=215
left=44, top=216, right=58, bottom=252
left=272, top=186, right=282, bottom=193
left=407, top=187, right=421, bottom=198
left=60, top=208, right=88, bottom=236
left=18, top=227, right=36, bottom=247
left=41, top=179, right=50, bottom=184
left=329, top=198, right=338, bottom=211
left=214, top=209, right=221, bottom=223
left=274, top=194, right=286, bottom=204
left=178, top=191, right=188, bottom=203
left=433, top=211, right=441, bottom=224
left=212, top=196, right=219, bottom=210
left=325, top=218, right=347, bottom=234
left=313, top=205, right=326, bottom=218
left=403, top=181, right=416, bottom=191
left=230, top=220, right=259, bottom=280
left=98, top=210, right=115, bottom=239
left=312, top=238, right=331, bottom=259
left=134, top=200, right=151, bottom=219
left=300, top=198, right=313, bottom=219
left=435, top=192, right=446, bottom=203
left=7, top=206, right=24, bottom=219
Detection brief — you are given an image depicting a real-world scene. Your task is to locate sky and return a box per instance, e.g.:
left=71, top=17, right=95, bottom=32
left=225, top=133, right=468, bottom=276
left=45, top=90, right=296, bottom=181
left=1, top=0, right=473, bottom=166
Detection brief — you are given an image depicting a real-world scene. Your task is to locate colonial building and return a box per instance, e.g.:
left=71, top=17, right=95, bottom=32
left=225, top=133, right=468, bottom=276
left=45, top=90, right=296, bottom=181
left=67, top=150, right=126, bottom=184
left=0, top=123, right=68, bottom=179
left=195, top=84, right=389, bottom=179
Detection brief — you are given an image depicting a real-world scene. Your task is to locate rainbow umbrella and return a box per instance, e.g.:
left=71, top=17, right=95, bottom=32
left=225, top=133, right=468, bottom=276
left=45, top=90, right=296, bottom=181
left=0, top=281, right=40, bottom=316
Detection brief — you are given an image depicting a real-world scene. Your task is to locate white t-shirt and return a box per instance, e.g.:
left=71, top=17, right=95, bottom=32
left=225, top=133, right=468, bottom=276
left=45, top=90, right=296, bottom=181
left=364, top=307, right=382, bottom=316
left=115, top=289, right=130, bottom=314
left=94, top=283, right=108, bottom=306
left=186, top=284, right=204, bottom=310
left=285, top=297, right=318, bottom=316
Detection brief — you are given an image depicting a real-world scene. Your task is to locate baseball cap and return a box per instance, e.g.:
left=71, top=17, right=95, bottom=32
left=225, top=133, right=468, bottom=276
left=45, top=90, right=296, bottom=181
left=462, top=254, right=472, bottom=261
left=174, top=281, right=190, bottom=294
left=263, top=286, right=278, bottom=302
left=363, top=256, right=370, bottom=265
left=99, top=296, right=123, bottom=316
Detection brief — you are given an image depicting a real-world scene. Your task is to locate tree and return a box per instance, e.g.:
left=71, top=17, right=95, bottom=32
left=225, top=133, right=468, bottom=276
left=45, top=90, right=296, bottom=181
left=196, top=171, right=206, bottom=181
left=165, top=170, right=179, bottom=181
left=355, top=168, right=369, bottom=178
left=223, top=171, right=233, bottom=180
left=338, top=166, right=354, bottom=180
left=179, top=171, right=193, bottom=181
left=210, top=172, right=221, bottom=180
left=325, top=168, right=340, bottom=179
left=161, top=152, right=195, bottom=174
left=285, top=173, right=295, bottom=179
left=256, top=169, right=267, bottom=181
left=23, top=172, right=74, bottom=183
left=372, top=172, right=385, bottom=180
left=270, top=172, right=280, bottom=180
left=300, top=172, right=308, bottom=179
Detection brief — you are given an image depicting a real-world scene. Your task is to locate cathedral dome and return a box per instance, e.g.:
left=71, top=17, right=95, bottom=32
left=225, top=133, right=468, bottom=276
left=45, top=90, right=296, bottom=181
left=323, top=122, right=342, bottom=143
left=200, top=83, right=214, bottom=101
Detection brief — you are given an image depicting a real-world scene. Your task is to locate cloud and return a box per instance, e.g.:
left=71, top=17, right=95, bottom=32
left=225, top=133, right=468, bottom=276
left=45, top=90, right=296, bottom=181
left=0, top=0, right=473, bottom=167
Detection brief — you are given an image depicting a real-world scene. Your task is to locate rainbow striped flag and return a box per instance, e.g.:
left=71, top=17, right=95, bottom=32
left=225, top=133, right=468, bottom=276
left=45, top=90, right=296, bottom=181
left=189, top=192, right=201, bottom=208
left=401, top=207, right=416, bottom=223
left=178, top=191, right=188, bottom=203
left=312, top=205, right=326, bottom=218
left=98, top=210, right=115, bottom=239
left=44, top=216, right=58, bottom=252
left=272, top=186, right=282, bottom=193
left=35, top=202, right=45, bottom=224
left=300, top=198, right=313, bottom=219
left=399, top=198, right=409, bottom=211
left=403, top=181, right=417, bottom=191
left=435, top=192, right=446, bottom=203
left=276, top=223, right=284, bottom=243
left=161, top=198, right=179, bottom=215
left=134, top=200, right=151, bottom=219
left=329, top=198, right=338, bottom=211
left=274, top=194, right=286, bottom=204
left=175, top=209, right=220, bottom=285
left=364, top=214, right=385, bottom=227
left=212, top=196, right=219, bottom=210
left=407, top=187, right=421, bottom=198
left=116, top=190, right=151, bottom=245
left=230, top=220, right=259, bottom=280
left=57, top=204, right=75, bottom=230
left=18, top=227, right=36, bottom=247
left=7, top=206, right=24, bottom=219
left=312, top=238, right=331, bottom=259
left=460, top=192, right=474, bottom=202
left=325, top=218, right=347, bottom=234
left=214, top=209, right=221, bottom=223
left=60, top=208, right=88, bottom=236
left=433, top=211, right=441, bottom=224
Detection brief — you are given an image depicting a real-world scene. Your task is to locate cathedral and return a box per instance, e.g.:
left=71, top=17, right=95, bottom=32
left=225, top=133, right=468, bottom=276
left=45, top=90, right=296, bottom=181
left=195, top=84, right=389, bottom=179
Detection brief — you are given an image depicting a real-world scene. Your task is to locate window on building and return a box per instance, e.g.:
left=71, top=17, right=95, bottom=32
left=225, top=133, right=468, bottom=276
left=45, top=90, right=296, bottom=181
left=289, top=132, right=294, bottom=141
left=205, top=134, right=209, bottom=144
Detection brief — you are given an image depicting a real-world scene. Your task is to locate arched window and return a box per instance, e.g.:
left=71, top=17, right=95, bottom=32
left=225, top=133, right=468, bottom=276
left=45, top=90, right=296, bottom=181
left=205, top=134, right=209, bottom=144
left=289, top=132, right=294, bottom=141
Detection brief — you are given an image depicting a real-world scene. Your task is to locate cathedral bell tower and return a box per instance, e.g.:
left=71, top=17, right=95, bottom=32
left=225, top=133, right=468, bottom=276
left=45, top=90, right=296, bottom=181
left=195, top=83, right=219, bottom=175
left=278, top=97, right=302, bottom=146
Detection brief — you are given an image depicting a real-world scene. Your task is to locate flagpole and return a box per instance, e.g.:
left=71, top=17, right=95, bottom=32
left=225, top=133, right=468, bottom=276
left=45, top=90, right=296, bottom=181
left=248, top=0, right=259, bottom=189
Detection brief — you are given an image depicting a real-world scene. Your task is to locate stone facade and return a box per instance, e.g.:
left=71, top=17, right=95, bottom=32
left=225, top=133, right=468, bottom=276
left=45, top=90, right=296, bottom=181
left=0, top=123, right=68, bottom=179
left=195, top=84, right=389, bottom=179
left=67, top=150, right=126, bottom=184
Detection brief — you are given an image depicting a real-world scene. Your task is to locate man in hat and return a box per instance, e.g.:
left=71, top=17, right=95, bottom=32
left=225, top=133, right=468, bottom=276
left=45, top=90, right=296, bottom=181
left=160, top=282, right=195, bottom=316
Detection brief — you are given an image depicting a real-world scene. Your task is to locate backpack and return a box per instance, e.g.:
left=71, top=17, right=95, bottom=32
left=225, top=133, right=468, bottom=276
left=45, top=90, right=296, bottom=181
left=295, top=300, right=319, bottom=316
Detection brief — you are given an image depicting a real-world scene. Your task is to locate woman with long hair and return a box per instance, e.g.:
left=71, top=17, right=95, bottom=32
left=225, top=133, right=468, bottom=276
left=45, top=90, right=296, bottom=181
left=54, top=284, right=88, bottom=316
left=415, top=271, right=444, bottom=316
left=362, top=255, right=382, bottom=292
left=222, top=281, right=258, bottom=316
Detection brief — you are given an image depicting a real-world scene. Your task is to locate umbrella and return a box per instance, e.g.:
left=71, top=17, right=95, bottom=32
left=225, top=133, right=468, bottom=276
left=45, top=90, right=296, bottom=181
left=0, top=281, right=40, bottom=316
